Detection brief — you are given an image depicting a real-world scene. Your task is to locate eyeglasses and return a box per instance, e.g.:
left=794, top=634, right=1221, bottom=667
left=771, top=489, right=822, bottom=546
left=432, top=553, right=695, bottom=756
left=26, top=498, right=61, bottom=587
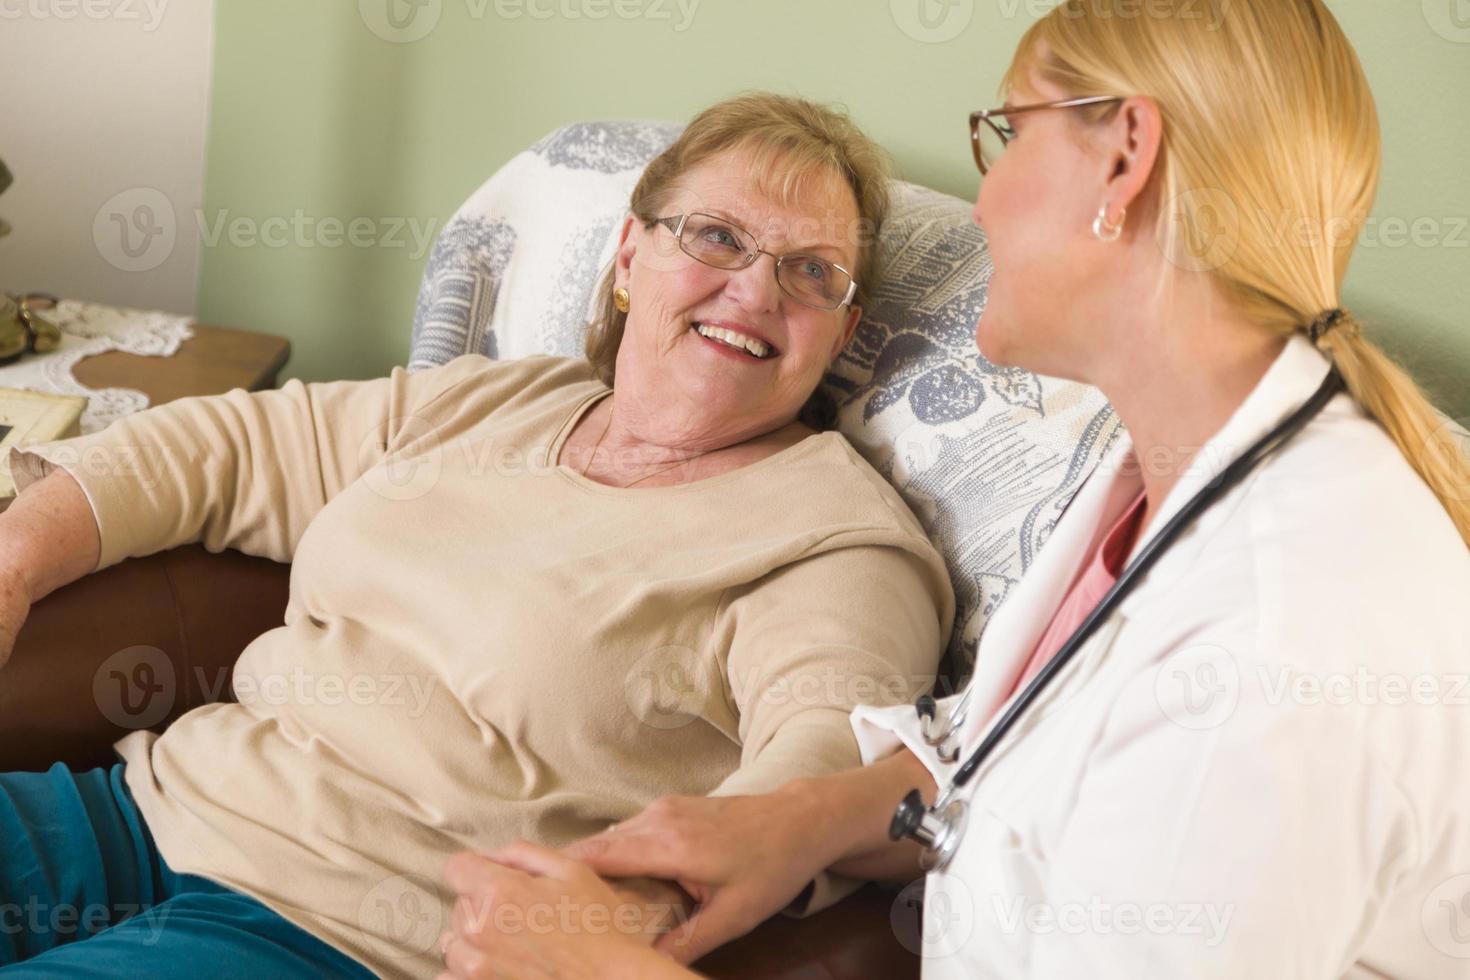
left=652, top=212, right=858, bottom=311
left=969, top=96, right=1126, bottom=175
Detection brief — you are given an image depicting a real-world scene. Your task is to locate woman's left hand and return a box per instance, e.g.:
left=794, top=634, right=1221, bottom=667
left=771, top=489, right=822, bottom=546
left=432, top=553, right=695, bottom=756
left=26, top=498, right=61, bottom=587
left=438, top=842, right=699, bottom=980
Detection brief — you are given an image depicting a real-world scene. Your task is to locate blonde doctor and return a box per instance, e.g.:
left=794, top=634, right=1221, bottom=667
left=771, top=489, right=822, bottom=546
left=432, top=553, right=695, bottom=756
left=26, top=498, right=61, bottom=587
left=435, top=2, right=1470, bottom=977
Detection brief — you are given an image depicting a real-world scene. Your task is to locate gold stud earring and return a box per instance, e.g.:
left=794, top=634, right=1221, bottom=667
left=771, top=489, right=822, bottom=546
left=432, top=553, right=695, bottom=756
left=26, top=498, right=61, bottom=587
left=613, top=287, right=630, bottom=313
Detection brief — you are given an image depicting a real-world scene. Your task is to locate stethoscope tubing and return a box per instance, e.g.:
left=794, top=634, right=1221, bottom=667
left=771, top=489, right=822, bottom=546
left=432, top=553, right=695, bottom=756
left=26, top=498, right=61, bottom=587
left=906, top=369, right=1345, bottom=829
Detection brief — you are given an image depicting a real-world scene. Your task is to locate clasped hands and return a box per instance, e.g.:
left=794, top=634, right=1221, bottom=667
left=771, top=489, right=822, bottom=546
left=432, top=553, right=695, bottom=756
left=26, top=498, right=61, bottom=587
left=437, top=789, right=828, bottom=980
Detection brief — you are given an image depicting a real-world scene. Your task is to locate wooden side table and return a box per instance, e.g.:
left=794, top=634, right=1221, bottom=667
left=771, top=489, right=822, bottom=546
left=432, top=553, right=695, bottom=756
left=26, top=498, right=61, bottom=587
left=71, top=323, right=291, bottom=404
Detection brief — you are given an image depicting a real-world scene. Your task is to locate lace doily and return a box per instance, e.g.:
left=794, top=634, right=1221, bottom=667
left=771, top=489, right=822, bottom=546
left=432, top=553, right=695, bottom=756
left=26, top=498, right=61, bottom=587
left=0, top=300, right=195, bottom=433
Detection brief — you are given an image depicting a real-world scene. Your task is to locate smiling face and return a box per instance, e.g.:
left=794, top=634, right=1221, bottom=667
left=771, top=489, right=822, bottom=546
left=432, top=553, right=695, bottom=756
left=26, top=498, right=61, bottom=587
left=608, top=147, right=864, bottom=448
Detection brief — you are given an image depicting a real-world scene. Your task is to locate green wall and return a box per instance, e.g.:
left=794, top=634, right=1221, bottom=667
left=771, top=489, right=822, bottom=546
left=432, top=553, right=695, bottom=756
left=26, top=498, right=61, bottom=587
left=199, top=0, right=1469, bottom=420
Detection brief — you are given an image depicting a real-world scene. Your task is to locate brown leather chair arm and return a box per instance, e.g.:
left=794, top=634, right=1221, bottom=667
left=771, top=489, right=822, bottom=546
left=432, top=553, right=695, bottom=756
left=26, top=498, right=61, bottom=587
left=0, top=543, right=290, bottom=772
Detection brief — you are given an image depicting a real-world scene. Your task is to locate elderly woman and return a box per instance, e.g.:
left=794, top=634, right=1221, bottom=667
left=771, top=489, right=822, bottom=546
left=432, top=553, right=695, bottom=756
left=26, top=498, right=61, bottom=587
left=0, top=93, right=954, bottom=979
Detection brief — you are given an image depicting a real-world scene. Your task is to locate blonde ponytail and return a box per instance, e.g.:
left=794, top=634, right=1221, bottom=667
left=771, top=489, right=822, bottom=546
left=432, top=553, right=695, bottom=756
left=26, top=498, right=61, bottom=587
left=1315, top=317, right=1470, bottom=545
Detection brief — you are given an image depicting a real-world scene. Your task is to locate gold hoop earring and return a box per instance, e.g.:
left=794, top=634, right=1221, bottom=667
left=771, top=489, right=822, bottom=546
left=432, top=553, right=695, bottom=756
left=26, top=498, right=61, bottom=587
left=1092, top=203, right=1125, bottom=243
left=613, top=287, right=630, bottom=313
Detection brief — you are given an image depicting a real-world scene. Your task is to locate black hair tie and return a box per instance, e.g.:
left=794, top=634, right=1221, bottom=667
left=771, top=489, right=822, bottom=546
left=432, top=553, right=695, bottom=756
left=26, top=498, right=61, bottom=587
left=1308, top=308, right=1348, bottom=343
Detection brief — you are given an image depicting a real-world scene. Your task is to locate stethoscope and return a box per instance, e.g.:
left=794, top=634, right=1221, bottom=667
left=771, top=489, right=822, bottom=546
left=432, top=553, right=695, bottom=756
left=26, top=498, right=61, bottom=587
left=889, top=368, right=1345, bottom=872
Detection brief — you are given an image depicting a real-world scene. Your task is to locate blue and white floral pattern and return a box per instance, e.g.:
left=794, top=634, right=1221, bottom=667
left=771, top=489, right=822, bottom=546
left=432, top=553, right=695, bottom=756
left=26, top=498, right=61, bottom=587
left=410, top=216, right=515, bottom=368
left=530, top=120, right=684, bottom=173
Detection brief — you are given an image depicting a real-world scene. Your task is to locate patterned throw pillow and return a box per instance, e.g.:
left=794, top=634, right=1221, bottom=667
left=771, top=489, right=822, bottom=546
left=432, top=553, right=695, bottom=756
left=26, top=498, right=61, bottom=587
left=410, top=122, right=1121, bottom=672
left=411, top=121, right=683, bottom=368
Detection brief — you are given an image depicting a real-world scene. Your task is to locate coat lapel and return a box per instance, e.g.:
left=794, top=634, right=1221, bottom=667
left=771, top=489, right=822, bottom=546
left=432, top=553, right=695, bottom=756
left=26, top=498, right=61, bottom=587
left=958, top=431, right=1144, bottom=738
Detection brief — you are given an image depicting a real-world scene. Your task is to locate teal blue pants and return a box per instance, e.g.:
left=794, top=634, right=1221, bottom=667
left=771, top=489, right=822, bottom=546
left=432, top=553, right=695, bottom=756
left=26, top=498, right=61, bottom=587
left=0, top=763, right=375, bottom=977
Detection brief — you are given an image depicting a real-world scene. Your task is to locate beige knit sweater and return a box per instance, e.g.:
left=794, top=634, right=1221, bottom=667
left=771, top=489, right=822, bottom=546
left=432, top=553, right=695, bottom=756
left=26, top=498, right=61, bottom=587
left=11, top=353, right=955, bottom=979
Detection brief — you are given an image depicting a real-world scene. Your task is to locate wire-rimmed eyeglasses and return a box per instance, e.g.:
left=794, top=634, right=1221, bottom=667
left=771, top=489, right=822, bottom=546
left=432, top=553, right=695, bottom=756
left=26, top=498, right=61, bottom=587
left=970, top=96, right=1126, bottom=175
left=652, top=212, right=858, bottom=311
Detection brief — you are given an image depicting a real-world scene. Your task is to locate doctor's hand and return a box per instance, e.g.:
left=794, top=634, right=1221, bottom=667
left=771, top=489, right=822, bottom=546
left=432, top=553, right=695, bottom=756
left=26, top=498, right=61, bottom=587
left=564, top=788, right=832, bottom=965
left=439, top=843, right=698, bottom=980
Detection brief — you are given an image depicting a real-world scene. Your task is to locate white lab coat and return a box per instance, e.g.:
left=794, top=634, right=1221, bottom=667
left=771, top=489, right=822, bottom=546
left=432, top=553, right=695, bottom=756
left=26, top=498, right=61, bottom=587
left=852, top=335, right=1470, bottom=979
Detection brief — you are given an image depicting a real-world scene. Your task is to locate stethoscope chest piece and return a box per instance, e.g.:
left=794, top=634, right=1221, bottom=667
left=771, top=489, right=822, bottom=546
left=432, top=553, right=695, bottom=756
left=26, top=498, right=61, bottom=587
left=890, top=788, right=968, bottom=872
